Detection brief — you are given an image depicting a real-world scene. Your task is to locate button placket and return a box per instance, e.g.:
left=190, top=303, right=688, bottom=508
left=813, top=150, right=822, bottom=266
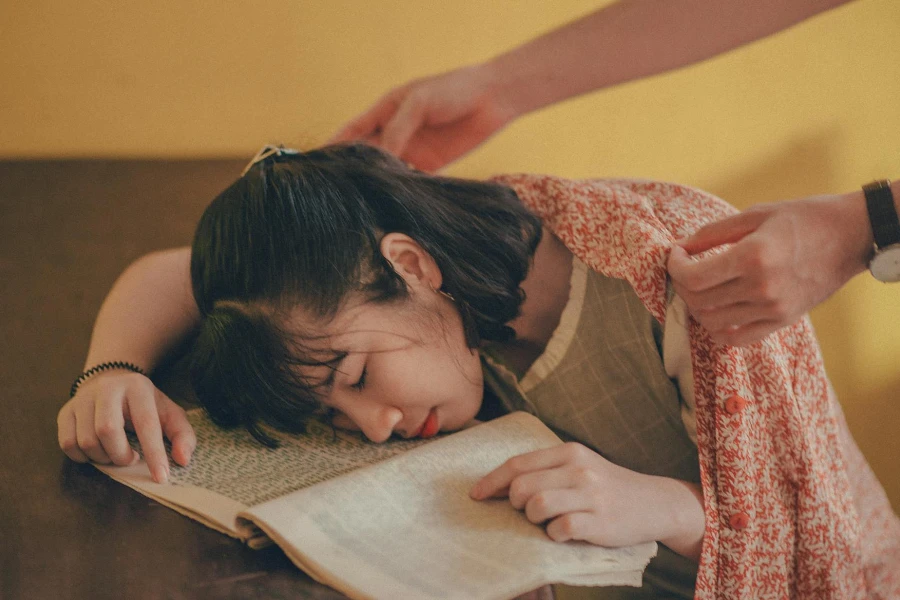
left=722, top=394, right=750, bottom=532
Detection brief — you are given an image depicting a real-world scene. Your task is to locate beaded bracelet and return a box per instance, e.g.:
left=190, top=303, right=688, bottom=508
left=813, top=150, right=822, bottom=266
left=69, top=361, right=146, bottom=398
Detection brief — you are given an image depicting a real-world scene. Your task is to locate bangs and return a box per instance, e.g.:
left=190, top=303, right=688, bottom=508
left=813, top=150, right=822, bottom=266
left=188, top=301, right=346, bottom=447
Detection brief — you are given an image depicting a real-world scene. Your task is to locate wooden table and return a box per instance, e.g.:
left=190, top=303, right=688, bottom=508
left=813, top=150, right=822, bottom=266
left=0, top=160, right=347, bottom=600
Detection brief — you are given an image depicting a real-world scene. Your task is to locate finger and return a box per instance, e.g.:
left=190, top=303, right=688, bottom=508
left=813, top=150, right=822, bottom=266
left=695, top=302, right=777, bottom=334
left=158, top=393, right=196, bottom=467
left=380, top=93, right=428, bottom=157
left=677, top=210, right=768, bottom=255
left=58, top=405, right=90, bottom=463
left=507, top=468, right=577, bottom=510
left=668, top=245, right=740, bottom=293
left=74, top=400, right=112, bottom=464
left=672, top=270, right=756, bottom=314
left=524, top=488, right=587, bottom=524
left=471, top=445, right=570, bottom=500
left=711, top=319, right=782, bottom=347
left=362, top=131, right=382, bottom=147
left=127, top=386, right=169, bottom=484
left=328, top=90, right=404, bottom=144
left=546, top=512, right=594, bottom=543
left=93, top=390, right=138, bottom=466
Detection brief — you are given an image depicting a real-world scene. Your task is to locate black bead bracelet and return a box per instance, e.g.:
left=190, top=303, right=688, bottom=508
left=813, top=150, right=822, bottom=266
left=69, top=361, right=146, bottom=398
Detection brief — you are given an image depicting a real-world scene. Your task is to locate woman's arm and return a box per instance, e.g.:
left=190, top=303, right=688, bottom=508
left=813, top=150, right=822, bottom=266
left=82, top=247, right=199, bottom=370
left=57, top=247, right=199, bottom=484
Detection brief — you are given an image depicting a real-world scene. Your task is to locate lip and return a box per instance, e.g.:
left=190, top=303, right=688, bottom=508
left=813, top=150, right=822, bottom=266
left=413, top=409, right=440, bottom=439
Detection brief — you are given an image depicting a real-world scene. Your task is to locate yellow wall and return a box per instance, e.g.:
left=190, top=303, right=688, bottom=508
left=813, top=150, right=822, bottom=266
left=2, top=1, right=898, bottom=506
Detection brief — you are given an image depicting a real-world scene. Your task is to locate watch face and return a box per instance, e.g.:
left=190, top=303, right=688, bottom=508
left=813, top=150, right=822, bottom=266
left=870, top=244, right=900, bottom=282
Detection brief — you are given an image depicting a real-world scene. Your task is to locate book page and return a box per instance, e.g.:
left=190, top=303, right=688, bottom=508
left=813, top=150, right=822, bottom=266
left=167, top=410, right=428, bottom=506
left=242, top=412, right=657, bottom=600
left=98, top=408, right=429, bottom=540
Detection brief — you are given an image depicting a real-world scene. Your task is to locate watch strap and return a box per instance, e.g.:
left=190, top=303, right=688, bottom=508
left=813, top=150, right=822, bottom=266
left=863, top=180, right=900, bottom=249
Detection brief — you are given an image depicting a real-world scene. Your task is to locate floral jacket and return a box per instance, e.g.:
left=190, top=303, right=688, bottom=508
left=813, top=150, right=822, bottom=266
left=494, top=174, right=900, bottom=600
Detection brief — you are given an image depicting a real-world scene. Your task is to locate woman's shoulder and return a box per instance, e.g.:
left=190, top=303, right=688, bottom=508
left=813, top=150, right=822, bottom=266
left=491, top=173, right=722, bottom=203
left=490, top=173, right=737, bottom=234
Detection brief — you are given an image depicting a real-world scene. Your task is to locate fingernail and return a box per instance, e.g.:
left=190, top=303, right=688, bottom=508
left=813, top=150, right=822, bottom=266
left=178, top=448, right=193, bottom=467
left=469, top=484, right=483, bottom=500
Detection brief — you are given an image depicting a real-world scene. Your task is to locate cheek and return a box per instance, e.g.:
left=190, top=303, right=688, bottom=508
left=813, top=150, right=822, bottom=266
left=378, top=345, right=482, bottom=406
left=431, top=346, right=484, bottom=418
left=434, top=342, right=481, bottom=386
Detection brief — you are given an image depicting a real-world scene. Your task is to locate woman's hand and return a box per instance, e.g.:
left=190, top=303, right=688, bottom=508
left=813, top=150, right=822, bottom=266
left=57, top=371, right=196, bottom=484
left=328, top=64, right=516, bottom=172
left=469, top=442, right=704, bottom=560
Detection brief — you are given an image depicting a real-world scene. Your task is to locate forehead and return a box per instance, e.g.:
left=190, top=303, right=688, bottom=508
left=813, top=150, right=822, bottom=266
left=288, top=298, right=422, bottom=355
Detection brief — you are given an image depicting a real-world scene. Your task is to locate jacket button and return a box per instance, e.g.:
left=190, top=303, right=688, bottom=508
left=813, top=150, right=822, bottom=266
left=725, top=394, right=747, bottom=415
left=729, top=512, right=750, bottom=530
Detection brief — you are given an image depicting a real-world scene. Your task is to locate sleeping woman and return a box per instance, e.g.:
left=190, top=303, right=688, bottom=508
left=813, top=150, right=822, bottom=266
left=57, top=143, right=900, bottom=599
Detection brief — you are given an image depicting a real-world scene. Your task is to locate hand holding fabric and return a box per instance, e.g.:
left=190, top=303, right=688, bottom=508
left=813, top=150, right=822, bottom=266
left=667, top=191, right=872, bottom=346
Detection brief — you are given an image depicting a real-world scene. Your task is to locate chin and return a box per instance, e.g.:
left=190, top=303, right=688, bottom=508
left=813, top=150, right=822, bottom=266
left=460, top=399, right=484, bottom=427
left=441, top=401, right=481, bottom=434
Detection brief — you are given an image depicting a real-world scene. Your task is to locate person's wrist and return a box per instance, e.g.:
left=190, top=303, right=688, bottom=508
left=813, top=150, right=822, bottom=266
left=654, top=477, right=705, bottom=560
left=479, top=55, right=544, bottom=122
left=70, top=360, right=146, bottom=397
left=832, top=189, right=876, bottom=276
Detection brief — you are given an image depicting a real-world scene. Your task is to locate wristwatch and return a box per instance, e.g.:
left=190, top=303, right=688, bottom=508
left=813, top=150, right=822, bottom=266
left=863, top=180, right=900, bottom=282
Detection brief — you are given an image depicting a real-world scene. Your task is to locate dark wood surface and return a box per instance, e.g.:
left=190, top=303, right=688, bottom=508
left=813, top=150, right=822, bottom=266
left=0, top=160, right=348, bottom=600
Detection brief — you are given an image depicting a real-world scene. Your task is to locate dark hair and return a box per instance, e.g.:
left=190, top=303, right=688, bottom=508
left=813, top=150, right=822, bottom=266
left=189, top=143, right=541, bottom=445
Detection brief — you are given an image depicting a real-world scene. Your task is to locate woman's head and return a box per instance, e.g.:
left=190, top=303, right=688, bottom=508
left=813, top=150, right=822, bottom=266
left=188, top=143, right=541, bottom=445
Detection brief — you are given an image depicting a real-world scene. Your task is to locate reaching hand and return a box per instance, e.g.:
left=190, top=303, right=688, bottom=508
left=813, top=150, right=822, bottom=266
left=57, top=371, right=196, bottom=484
left=667, top=193, right=872, bottom=346
left=329, top=64, right=516, bottom=172
left=470, top=442, right=704, bottom=558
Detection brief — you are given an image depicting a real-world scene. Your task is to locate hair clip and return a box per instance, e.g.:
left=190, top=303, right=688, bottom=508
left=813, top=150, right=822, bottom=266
left=240, top=144, right=300, bottom=177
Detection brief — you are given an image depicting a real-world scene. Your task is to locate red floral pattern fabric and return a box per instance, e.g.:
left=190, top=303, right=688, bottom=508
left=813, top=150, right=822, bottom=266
left=492, top=174, right=900, bottom=600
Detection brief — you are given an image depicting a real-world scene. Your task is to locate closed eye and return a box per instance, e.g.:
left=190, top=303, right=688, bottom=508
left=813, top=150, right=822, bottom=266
left=351, top=366, right=367, bottom=391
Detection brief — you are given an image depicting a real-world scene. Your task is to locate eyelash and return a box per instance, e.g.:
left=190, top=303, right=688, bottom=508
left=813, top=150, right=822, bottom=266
left=350, top=366, right=368, bottom=391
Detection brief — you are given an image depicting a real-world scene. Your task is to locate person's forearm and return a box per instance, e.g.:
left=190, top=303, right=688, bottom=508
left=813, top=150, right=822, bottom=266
left=484, top=0, right=853, bottom=118
left=83, top=247, right=200, bottom=372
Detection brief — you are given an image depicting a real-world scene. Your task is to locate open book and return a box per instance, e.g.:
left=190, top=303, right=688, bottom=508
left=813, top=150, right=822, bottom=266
left=97, top=410, right=657, bottom=600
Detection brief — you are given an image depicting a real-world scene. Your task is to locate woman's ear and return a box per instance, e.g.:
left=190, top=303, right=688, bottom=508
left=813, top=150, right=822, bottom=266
left=380, top=233, right=443, bottom=290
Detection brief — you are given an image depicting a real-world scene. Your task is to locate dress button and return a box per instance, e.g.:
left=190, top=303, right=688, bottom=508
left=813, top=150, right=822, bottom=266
left=729, top=512, right=750, bottom=530
left=725, top=394, right=747, bottom=414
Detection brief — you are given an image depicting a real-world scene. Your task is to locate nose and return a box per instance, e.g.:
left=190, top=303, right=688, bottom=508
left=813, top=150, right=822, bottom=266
left=341, top=402, right=403, bottom=443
